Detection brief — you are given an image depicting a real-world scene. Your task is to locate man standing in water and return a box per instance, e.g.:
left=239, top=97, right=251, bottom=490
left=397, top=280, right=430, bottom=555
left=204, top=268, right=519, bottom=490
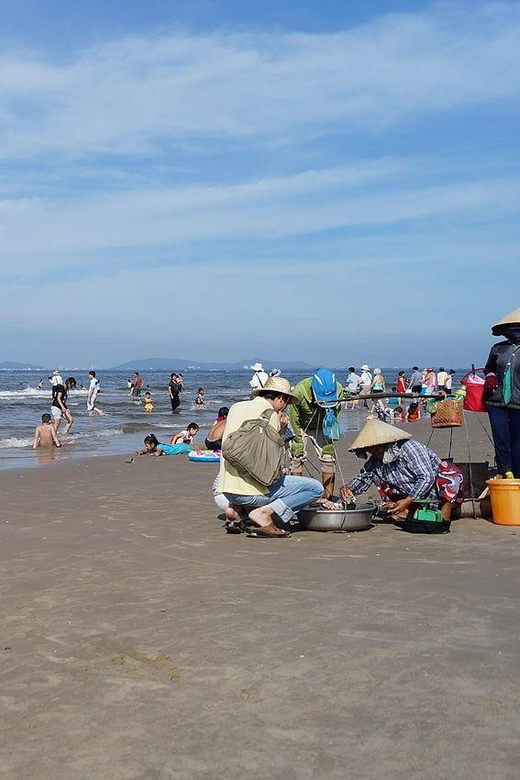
left=168, top=373, right=182, bottom=413
left=87, top=371, right=104, bottom=416
left=131, top=372, right=144, bottom=400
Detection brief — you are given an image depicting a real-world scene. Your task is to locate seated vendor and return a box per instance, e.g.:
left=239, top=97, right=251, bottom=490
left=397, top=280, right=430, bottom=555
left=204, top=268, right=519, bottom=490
left=340, top=419, right=464, bottom=533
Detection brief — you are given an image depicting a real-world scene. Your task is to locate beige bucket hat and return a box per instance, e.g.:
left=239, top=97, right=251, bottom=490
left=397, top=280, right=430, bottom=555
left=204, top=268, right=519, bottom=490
left=253, top=376, right=297, bottom=402
left=251, top=362, right=264, bottom=371
left=348, top=419, right=412, bottom=451
left=492, top=307, right=520, bottom=336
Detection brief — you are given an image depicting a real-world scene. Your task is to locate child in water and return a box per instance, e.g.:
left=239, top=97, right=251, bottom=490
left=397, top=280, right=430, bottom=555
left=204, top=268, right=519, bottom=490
left=136, top=434, right=191, bottom=456
left=144, top=392, right=154, bottom=412
left=195, top=388, right=206, bottom=407
left=170, top=423, right=199, bottom=446
left=33, top=413, right=62, bottom=448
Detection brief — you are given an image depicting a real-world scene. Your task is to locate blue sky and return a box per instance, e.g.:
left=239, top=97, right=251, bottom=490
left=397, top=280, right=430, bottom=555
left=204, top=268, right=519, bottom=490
left=0, top=0, right=519, bottom=368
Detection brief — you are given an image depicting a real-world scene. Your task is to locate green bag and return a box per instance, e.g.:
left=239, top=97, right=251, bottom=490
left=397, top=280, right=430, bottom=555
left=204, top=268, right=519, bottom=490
left=222, top=409, right=285, bottom=487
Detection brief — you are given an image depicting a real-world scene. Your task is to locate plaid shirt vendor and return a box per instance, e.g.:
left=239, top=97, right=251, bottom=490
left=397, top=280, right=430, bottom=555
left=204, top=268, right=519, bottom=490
left=340, top=419, right=464, bottom=534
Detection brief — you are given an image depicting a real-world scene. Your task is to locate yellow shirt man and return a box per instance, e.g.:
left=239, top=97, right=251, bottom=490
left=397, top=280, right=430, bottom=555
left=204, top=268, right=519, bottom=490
left=217, top=395, right=280, bottom=496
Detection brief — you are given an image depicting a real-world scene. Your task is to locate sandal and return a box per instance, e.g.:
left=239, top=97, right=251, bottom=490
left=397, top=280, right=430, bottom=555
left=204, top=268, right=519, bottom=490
left=246, top=528, right=291, bottom=539
left=225, top=521, right=244, bottom=534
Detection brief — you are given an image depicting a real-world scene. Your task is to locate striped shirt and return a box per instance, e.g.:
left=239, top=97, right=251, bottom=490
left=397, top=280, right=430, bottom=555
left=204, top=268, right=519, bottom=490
left=348, top=440, right=440, bottom=501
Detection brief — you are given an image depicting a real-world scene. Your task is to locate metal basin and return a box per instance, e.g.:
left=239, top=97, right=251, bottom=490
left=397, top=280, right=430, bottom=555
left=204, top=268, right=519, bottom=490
left=298, top=503, right=375, bottom=532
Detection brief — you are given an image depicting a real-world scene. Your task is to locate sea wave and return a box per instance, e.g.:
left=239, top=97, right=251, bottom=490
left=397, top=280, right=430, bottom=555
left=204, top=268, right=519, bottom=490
left=69, top=427, right=125, bottom=440
left=0, top=387, right=88, bottom=399
left=122, top=422, right=182, bottom=434
left=0, top=427, right=125, bottom=449
left=0, top=436, right=34, bottom=449
left=0, top=388, right=50, bottom=399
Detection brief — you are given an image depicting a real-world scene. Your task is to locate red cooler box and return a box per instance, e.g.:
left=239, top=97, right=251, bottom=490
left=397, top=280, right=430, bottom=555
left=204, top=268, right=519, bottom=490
left=460, top=368, right=487, bottom=413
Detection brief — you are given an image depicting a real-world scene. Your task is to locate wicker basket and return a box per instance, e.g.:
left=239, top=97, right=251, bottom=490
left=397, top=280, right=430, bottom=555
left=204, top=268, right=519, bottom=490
left=431, top=398, right=463, bottom=428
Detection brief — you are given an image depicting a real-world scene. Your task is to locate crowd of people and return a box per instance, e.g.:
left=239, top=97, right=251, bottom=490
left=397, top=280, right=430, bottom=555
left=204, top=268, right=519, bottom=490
left=345, top=365, right=457, bottom=399
left=33, top=370, right=104, bottom=448
left=31, top=306, right=520, bottom=538
left=216, top=308, right=520, bottom=538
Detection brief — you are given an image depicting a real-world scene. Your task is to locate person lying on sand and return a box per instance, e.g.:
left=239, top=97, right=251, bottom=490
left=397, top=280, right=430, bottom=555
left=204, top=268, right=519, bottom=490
left=136, top=434, right=191, bottom=457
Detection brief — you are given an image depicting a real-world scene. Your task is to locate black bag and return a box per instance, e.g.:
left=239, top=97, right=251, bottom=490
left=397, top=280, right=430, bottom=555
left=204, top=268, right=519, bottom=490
left=222, top=409, right=285, bottom=487
left=401, top=519, right=451, bottom=534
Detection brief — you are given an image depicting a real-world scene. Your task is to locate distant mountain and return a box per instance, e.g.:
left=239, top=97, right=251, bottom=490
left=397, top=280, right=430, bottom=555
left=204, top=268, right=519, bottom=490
left=0, top=361, right=45, bottom=370
left=110, top=357, right=316, bottom=372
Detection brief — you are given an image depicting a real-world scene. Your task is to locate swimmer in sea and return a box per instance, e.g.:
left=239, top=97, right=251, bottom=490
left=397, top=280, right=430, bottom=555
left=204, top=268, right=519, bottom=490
left=33, top=413, right=61, bottom=448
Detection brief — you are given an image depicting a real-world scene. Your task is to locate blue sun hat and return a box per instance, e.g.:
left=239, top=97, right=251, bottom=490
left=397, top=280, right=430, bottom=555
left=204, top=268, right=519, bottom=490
left=311, top=368, right=341, bottom=440
left=311, top=368, right=338, bottom=407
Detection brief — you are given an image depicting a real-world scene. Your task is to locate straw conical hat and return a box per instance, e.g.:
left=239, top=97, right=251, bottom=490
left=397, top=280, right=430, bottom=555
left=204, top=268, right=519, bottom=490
left=492, top=307, right=520, bottom=336
left=348, top=419, right=412, bottom=451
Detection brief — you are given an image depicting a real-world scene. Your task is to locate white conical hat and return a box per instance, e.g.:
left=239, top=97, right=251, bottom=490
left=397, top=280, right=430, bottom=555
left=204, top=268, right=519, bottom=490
left=492, top=307, right=520, bottom=336
left=348, top=419, right=412, bottom=451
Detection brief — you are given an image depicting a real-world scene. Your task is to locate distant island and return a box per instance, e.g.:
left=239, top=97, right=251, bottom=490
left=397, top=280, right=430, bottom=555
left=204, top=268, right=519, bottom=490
left=0, top=361, right=45, bottom=370
left=110, top=357, right=316, bottom=372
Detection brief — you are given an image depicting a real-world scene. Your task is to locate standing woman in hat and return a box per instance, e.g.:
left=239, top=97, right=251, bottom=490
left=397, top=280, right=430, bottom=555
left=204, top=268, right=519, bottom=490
left=484, top=307, right=520, bottom=478
left=339, top=419, right=464, bottom=532
left=249, top=363, right=268, bottom=392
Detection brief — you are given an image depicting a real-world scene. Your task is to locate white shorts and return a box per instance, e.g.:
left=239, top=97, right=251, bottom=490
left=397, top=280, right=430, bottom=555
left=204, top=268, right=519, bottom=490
left=51, top=406, right=62, bottom=420
left=86, top=392, right=98, bottom=411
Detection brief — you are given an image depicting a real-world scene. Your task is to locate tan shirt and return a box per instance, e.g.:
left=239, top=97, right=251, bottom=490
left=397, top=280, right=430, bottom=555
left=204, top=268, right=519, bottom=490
left=217, top=396, right=280, bottom=496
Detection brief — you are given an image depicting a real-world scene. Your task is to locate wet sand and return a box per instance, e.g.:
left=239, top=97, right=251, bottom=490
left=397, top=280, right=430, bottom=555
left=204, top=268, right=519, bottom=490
left=2, top=414, right=519, bottom=779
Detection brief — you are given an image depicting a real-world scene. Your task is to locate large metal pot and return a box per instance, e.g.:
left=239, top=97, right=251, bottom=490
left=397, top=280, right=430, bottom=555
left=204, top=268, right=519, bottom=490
left=297, top=503, right=375, bottom=532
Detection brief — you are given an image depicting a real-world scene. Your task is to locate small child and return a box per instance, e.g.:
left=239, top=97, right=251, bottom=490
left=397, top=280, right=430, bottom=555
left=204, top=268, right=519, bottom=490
left=170, top=423, right=199, bottom=446
left=136, top=434, right=191, bottom=456
left=33, top=413, right=61, bottom=448
left=195, top=388, right=205, bottom=406
left=144, top=391, right=154, bottom=412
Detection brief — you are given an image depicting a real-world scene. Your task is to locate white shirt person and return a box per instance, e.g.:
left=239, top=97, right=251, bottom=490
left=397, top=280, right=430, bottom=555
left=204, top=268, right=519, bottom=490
left=87, top=371, right=104, bottom=415
left=249, top=362, right=269, bottom=391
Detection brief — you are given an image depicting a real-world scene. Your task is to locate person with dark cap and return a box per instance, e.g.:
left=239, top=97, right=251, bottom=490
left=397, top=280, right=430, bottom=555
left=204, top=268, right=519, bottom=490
left=484, top=307, right=520, bottom=478
left=287, top=368, right=343, bottom=499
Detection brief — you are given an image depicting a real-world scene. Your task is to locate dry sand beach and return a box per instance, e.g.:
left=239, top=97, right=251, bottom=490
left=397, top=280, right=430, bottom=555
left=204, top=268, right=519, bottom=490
left=2, top=415, right=520, bottom=780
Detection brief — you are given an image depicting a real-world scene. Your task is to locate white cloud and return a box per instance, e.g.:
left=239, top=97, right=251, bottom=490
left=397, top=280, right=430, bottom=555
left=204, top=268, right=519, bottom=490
left=0, top=3, right=518, bottom=158
left=0, top=161, right=519, bottom=274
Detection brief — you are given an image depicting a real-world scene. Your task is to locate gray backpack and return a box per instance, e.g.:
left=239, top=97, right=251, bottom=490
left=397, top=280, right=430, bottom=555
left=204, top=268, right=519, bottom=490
left=222, top=409, right=285, bottom=487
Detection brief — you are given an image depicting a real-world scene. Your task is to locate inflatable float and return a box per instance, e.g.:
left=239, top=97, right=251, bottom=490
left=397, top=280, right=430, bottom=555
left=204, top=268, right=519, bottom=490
left=188, top=449, right=221, bottom=463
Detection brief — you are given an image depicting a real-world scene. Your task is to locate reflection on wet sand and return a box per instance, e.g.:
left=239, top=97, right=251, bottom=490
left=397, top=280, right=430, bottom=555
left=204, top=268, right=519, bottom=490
left=35, top=449, right=58, bottom=466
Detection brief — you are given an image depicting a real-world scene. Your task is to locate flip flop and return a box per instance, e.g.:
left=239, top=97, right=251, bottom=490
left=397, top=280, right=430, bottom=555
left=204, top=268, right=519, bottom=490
left=225, top=522, right=244, bottom=534
left=246, top=529, right=291, bottom=539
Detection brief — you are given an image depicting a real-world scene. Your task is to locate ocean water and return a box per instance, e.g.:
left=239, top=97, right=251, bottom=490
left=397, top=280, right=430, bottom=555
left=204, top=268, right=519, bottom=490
left=0, top=367, right=468, bottom=470
left=0, top=368, right=313, bottom=470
